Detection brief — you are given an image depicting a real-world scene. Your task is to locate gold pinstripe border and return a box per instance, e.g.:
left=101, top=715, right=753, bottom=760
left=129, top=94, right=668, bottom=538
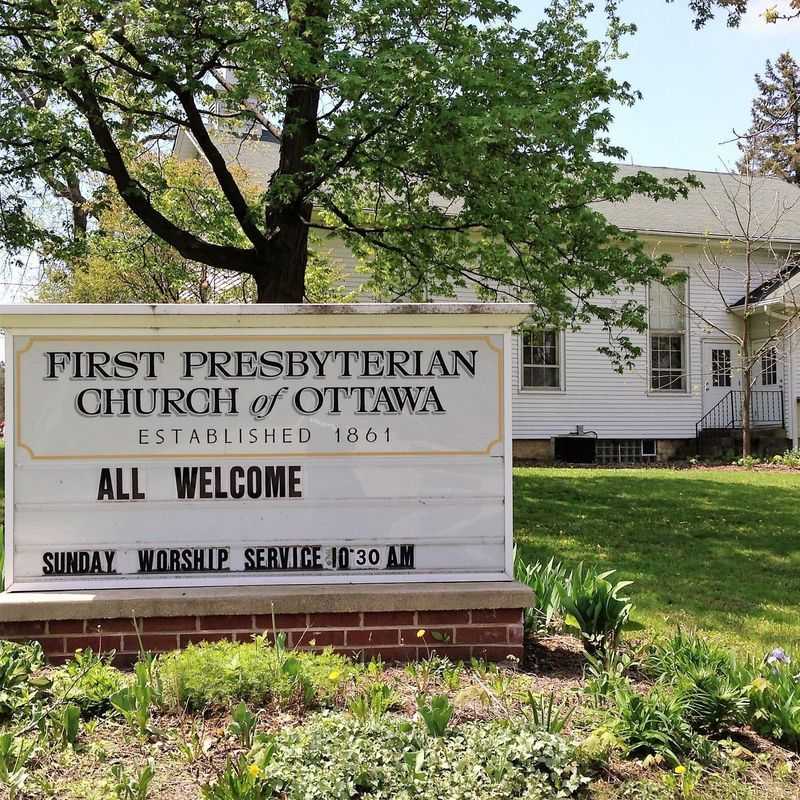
left=16, top=334, right=504, bottom=460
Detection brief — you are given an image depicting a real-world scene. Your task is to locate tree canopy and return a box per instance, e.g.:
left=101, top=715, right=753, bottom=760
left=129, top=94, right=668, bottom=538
left=738, top=52, right=800, bottom=184
left=0, top=0, right=692, bottom=362
left=670, top=0, right=799, bottom=27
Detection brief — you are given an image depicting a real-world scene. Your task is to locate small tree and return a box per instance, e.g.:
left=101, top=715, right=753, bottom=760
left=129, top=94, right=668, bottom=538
left=738, top=52, right=800, bottom=185
left=670, top=159, right=800, bottom=457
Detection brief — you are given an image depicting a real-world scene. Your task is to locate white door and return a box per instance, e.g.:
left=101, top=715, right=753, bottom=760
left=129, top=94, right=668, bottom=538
left=702, top=340, right=740, bottom=417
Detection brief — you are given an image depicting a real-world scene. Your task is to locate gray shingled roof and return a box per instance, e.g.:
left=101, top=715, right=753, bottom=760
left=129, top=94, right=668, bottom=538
left=178, top=132, right=800, bottom=244
left=596, top=164, right=800, bottom=245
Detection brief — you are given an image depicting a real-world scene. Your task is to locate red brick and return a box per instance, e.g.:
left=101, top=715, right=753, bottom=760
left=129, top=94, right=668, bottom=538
left=48, top=620, right=86, bottom=634
left=86, top=618, right=139, bottom=633
left=346, top=628, right=399, bottom=647
left=308, top=612, right=360, bottom=628
left=254, top=613, right=308, bottom=630
left=0, top=620, right=46, bottom=637
left=474, top=645, right=524, bottom=662
left=142, top=616, right=198, bottom=632
left=64, top=634, right=122, bottom=654
left=363, top=611, right=415, bottom=627
left=197, top=615, right=254, bottom=631
left=122, top=634, right=178, bottom=653
left=508, top=626, right=524, bottom=645
left=180, top=632, right=232, bottom=647
left=400, top=628, right=453, bottom=645
left=471, top=608, right=523, bottom=624
left=418, top=610, right=470, bottom=625
left=290, top=629, right=344, bottom=647
left=455, top=626, right=507, bottom=645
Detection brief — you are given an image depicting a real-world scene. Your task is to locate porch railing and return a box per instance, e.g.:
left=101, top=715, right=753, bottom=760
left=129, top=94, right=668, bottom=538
left=695, top=389, right=785, bottom=444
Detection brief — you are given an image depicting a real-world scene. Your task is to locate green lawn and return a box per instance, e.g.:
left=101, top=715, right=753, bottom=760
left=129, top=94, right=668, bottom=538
left=514, top=467, right=800, bottom=657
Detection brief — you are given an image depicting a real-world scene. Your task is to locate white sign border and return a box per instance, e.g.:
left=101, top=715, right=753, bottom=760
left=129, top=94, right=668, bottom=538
left=3, top=323, right=515, bottom=592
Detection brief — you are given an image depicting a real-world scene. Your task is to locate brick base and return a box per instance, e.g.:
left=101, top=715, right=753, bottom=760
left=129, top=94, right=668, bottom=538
left=0, top=608, right=525, bottom=664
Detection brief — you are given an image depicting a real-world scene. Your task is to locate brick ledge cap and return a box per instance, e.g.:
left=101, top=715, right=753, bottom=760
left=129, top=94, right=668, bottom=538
left=0, top=581, right=533, bottom=622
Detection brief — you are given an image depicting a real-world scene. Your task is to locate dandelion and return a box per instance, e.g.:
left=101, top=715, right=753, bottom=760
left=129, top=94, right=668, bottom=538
left=328, top=670, right=342, bottom=682
left=416, top=629, right=426, bottom=639
left=247, top=764, right=261, bottom=779
left=674, top=765, right=686, bottom=775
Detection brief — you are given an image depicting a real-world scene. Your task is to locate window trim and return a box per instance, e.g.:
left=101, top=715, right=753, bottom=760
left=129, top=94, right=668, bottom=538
left=647, top=273, right=690, bottom=395
left=518, top=328, right=565, bottom=393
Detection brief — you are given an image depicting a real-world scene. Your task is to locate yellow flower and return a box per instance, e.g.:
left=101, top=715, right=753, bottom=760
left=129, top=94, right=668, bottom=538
left=247, top=764, right=261, bottom=779
left=674, top=765, right=686, bottom=775
left=328, top=670, right=342, bottom=682
left=416, top=629, right=426, bottom=639
left=308, top=638, right=316, bottom=647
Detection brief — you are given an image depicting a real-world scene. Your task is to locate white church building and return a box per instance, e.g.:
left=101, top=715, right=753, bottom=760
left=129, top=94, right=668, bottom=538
left=174, top=129, right=800, bottom=463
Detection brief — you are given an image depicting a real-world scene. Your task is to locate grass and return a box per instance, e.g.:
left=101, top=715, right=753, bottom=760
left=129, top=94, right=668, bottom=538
left=513, top=467, right=800, bottom=656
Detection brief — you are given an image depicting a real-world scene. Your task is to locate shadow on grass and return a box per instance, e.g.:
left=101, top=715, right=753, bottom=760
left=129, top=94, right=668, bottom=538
left=513, top=469, right=800, bottom=655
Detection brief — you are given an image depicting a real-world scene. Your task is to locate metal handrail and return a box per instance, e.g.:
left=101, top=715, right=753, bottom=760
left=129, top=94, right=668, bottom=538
left=696, top=389, right=785, bottom=449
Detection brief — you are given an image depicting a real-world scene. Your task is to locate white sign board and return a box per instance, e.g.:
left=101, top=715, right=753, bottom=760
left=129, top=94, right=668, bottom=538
left=2, top=304, right=528, bottom=591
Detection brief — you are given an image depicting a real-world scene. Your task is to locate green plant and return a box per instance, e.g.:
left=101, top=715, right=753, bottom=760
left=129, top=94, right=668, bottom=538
left=158, top=638, right=353, bottom=711
left=417, top=694, right=454, bottom=737
left=661, top=762, right=703, bottom=799
left=523, top=691, right=575, bottom=734
left=772, top=448, right=800, bottom=467
left=251, top=714, right=588, bottom=800
left=228, top=703, right=258, bottom=748
left=677, top=666, right=748, bottom=735
left=584, top=649, right=636, bottom=706
left=0, top=640, right=44, bottom=719
left=612, top=685, right=691, bottom=765
left=51, top=703, right=81, bottom=748
left=645, top=629, right=734, bottom=682
left=562, top=563, right=634, bottom=655
left=513, top=549, right=568, bottom=635
left=110, top=662, right=154, bottom=736
left=0, top=733, right=35, bottom=800
left=202, top=738, right=277, bottom=800
left=746, top=658, right=800, bottom=751
left=347, top=682, right=396, bottom=723
left=109, top=758, right=155, bottom=800
left=51, top=648, right=126, bottom=717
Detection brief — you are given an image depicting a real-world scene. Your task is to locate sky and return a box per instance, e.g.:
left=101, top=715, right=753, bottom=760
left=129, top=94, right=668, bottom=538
left=515, top=0, right=798, bottom=172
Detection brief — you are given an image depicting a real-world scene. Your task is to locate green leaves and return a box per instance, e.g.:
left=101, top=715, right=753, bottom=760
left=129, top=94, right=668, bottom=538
left=416, top=694, right=454, bottom=736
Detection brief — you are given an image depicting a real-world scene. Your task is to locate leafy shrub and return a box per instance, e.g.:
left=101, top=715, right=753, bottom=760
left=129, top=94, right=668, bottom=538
left=562, top=564, right=634, bottom=655
left=513, top=549, right=568, bottom=635
left=204, top=715, right=589, bottom=800
left=771, top=448, right=800, bottom=467
left=157, top=635, right=355, bottom=711
left=612, top=685, right=691, bottom=765
left=51, top=649, right=126, bottom=717
left=746, top=658, right=800, bottom=751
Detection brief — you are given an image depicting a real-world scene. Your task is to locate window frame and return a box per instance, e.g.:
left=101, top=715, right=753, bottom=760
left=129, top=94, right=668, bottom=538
left=647, top=273, right=689, bottom=394
left=518, top=328, right=565, bottom=392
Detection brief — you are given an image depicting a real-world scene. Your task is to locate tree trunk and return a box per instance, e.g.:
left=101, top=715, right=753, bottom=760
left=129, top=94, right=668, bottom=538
left=255, top=205, right=312, bottom=303
left=742, top=364, right=752, bottom=458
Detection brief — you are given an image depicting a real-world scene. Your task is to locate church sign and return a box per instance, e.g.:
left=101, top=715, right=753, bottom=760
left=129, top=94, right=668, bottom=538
left=1, top=304, right=529, bottom=591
